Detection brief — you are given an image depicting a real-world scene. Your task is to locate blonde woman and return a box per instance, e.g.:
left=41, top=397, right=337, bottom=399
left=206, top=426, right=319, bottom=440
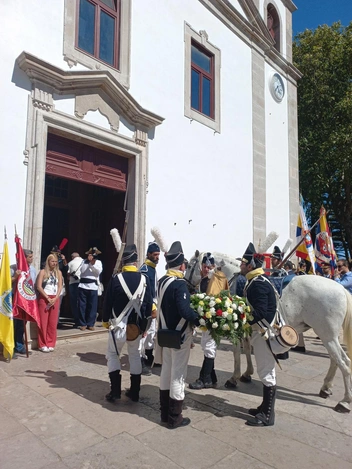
left=36, top=254, right=63, bottom=352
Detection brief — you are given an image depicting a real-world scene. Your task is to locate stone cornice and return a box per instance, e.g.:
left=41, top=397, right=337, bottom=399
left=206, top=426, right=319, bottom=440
left=16, top=51, right=164, bottom=131
left=281, top=0, right=297, bottom=13
left=199, top=0, right=301, bottom=81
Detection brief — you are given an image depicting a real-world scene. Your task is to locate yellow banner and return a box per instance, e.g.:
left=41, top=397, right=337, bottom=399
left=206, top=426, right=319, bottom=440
left=0, top=240, right=14, bottom=359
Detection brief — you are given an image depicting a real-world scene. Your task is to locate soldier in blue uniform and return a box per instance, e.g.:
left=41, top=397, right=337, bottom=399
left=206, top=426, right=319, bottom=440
left=270, top=246, right=287, bottom=277
left=240, top=242, right=277, bottom=427
left=139, top=241, right=160, bottom=375
left=189, top=253, right=219, bottom=390
left=103, top=244, right=153, bottom=403
left=158, top=241, right=200, bottom=429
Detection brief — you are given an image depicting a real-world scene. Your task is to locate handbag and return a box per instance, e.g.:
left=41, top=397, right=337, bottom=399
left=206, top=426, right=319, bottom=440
left=157, top=329, right=182, bottom=349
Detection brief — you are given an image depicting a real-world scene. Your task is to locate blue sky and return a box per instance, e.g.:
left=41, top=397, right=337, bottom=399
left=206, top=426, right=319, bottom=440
left=293, top=0, right=352, bottom=36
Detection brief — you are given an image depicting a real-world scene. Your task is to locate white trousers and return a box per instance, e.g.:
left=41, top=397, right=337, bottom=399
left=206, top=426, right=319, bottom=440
left=139, top=318, right=157, bottom=357
left=160, top=327, right=193, bottom=400
left=201, top=330, right=217, bottom=359
left=251, top=330, right=276, bottom=387
left=106, top=330, right=142, bottom=375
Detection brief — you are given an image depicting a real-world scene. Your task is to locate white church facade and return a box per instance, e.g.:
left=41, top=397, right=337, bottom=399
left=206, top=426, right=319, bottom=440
left=1, top=0, right=300, bottom=275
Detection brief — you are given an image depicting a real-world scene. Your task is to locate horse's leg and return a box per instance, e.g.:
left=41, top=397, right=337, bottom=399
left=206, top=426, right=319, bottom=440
left=240, top=336, right=254, bottom=383
left=319, top=359, right=337, bottom=398
left=225, top=342, right=241, bottom=388
left=322, top=338, right=351, bottom=413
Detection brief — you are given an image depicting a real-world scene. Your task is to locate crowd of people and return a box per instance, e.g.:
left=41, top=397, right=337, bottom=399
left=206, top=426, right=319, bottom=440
left=10, top=237, right=352, bottom=430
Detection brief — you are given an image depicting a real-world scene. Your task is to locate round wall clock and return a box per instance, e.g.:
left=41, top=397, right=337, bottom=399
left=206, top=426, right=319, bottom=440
left=270, top=73, right=285, bottom=102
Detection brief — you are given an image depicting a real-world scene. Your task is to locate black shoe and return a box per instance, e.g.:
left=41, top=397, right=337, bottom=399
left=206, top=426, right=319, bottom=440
left=125, top=389, right=139, bottom=402
left=168, top=417, right=191, bottom=429
left=246, top=417, right=273, bottom=427
left=105, top=391, right=120, bottom=402
left=189, top=379, right=204, bottom=390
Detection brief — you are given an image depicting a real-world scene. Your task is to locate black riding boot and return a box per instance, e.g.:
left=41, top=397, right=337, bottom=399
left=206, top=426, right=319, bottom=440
left=160, top=389, right=170, bottom=424
left=105, top=370, right=121, bottom=402
left=248, top=384, right=265, bottom=416
left=168, top=397, right=191, bottom=429
left=141, top=357, right=152, bottom=376
left=189, top=357, right=215, bottom=389
left=125, top=374, right=141, bottom=402
left=247, top=385, right=276, bottom=426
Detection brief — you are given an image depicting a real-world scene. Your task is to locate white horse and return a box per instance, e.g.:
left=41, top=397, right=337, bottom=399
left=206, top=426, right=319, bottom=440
left=186, top=252, right=352, bottom=413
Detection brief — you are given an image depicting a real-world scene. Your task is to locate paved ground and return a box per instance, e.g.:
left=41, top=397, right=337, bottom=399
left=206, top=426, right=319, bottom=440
left=1, top=330, right=352, bottom=469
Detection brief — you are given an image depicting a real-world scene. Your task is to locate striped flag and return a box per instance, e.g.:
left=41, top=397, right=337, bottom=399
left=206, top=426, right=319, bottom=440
left=296, top=197, right=316, bottom=273
left=0, top=239, right=14, bottom=359
left=314, top=206, right=336, bottom=275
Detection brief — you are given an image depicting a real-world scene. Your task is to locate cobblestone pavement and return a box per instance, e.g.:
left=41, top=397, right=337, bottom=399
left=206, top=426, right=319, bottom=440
left=1, top=330, right=351, bottom=469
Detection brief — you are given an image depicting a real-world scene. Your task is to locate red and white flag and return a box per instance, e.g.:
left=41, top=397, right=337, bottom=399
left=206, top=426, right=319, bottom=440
left=12, top=236, right=41, bottom=329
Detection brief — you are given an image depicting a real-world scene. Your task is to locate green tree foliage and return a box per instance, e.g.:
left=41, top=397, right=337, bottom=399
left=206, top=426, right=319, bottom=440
left=293, top=22, right=352, bottom=258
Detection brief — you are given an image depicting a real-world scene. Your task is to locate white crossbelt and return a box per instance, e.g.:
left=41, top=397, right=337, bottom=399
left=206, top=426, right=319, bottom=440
left=111, top=274, right=146, bottom=328
left=158, top=277, right=186, bottom=331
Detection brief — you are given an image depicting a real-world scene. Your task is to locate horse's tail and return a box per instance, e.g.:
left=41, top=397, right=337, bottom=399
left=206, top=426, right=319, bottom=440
left=342, top=289, right=352, bottom=369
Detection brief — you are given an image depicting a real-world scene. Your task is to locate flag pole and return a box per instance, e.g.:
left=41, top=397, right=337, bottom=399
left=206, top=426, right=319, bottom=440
left=277, top=212, right=327, bottom=270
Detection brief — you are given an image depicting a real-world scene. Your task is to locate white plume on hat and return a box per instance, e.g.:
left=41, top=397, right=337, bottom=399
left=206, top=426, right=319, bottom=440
left=257, top=231, right=279, bottom=254
left=282, top=238, right=293, bottom=254
left=110, top=228, right=122, bottom=252
left=150, top=226, right=168, bottom=253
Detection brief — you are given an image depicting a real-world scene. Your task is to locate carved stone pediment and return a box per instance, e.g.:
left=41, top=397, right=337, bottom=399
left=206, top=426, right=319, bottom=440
left=75, top=94, right=120, bottom=132
left=17, top=52, right=164, bottom=143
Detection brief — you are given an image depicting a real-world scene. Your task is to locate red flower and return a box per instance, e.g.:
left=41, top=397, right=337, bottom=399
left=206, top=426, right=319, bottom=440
left=240, top=313, right=245, bottom=319
left=216, top=310, right=223, bottom=316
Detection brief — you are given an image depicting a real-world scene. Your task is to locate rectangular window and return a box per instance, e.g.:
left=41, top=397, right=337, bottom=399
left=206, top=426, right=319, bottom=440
left=77, top=0, right=120, bottom=69
left=190, top=42, right=214, bottom=118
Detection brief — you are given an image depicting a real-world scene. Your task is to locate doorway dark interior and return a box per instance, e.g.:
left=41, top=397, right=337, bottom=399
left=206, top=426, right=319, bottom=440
left=42, top=175, right=125, bottom=321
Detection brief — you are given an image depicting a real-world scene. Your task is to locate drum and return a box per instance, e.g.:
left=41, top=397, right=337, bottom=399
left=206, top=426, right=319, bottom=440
left=279, top=325, right=299, bottom=347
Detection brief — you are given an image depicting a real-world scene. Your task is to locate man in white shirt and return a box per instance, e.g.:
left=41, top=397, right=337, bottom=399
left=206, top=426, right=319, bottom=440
left=77, top=247, right=103, bottom=331
left=67, top=252, right=83, bottom=328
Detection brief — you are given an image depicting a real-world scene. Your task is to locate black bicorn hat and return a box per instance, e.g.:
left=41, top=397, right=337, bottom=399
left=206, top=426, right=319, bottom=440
left=241, top=242, right=265, bottom=269
left=147, top=241, right=160, bottom=254
left=165, top=241, right=186, bottom=268
left=85, top=247, right=102, bottom=257
left=271, top=245, right=283, bottom=260
left=51, top=245, right=61, bottom=254
left=122, top=244, right=138, bottom=263
left=202, top=252, right=215, bottom=266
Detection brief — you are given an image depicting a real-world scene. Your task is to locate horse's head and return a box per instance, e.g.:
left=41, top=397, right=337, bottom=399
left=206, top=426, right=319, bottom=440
left=212, top=252, right=241, bottom=280
left=185, top=250, right=202, bottom=287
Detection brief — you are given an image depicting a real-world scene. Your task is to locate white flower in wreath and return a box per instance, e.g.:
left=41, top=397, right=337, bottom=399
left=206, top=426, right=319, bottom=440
left=199, top=318, right=206, bottom=326
left=238, top=305, right=244, bottom=313
left=222, top=311, right=228, bottom=319
left=209, top=300, right=216, bottom=308
left=205, top=296, right=210, bottom=300
left=242, top=316, right=247, bottom=324
left=232, top=313, right=238, bottom=321
left=199, top=293, right=205, bottom=299
left=234, top=322, right=239, bottom=330
left=197, top=306, right=204, bottom=314
left=232, top=303, right=238, bottom=310
left=222, top=324, right=230, bottom=331
left=209, top=307, right=216, bottom=316
left=224, top=299, right=231, bottom=308
left=212, top=322, right=219, bottom=329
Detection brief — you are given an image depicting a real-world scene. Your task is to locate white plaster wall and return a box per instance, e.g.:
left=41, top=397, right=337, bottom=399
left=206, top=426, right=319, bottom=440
left=0, top=1, right=130, bottom=260
left=264, top=63, right=290, bottom=248
left=258, top=0, right=287, bottom=59
left=131, top=0, right=254, bottom=259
